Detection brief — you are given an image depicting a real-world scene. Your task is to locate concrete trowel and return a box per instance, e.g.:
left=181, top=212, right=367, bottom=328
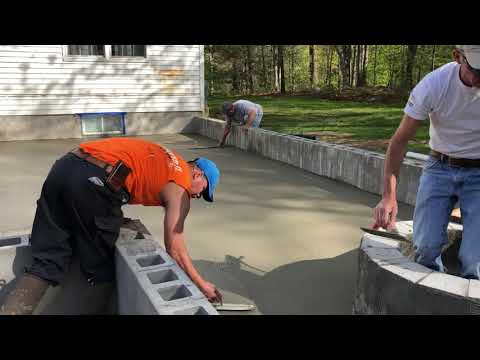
left=213, top=303, right=256, bottom=312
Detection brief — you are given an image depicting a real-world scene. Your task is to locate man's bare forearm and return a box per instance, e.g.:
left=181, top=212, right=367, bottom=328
left=165, top=232, right=206, bottom=288
left=220, top=125, right=231, bottom=144
left=383, top=137, right=408, bottom=199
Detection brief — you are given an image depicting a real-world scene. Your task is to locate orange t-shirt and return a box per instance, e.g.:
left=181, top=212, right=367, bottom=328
left=79, top=138, right=191, bottom=206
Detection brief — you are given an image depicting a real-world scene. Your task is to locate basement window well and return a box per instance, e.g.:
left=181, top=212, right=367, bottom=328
left=77, top=112, right=126, bottom=136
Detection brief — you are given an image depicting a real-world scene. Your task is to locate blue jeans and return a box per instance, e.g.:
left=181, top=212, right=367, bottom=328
left=413, top=156, right=480, bottom=279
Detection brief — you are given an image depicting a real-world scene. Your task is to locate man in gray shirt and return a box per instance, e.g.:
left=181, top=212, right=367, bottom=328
left=219, top=100, right=263, bottom=147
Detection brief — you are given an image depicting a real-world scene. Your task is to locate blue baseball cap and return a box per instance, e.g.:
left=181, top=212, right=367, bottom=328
left=194, top=157, right=220, bottom=202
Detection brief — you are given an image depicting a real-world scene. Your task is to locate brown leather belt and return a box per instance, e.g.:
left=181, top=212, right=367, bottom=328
left=430, top=150, right=480, bottom=168
left=70, top=148, right=114, bottom=173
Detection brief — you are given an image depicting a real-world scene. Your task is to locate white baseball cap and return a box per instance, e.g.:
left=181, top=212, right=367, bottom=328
left=457, top=45, right=480, bottom=70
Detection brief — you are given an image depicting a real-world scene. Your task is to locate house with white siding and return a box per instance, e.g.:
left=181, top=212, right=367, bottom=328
left=0, top=45, right=205, bottom=141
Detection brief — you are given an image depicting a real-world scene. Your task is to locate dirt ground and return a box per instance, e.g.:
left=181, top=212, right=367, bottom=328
left=306, top=131, right=428, bottom=153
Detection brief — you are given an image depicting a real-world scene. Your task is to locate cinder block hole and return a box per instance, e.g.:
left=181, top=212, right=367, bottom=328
left=136, top=254, right=165, bottom=268
left=400, top=228, right=464, bottom=277
left=147, top=269, right=178, bottom=284
left=173, top=306, right=208, bottom=315
left=157, top=285, right=192, bottom=301
left=0, top=237, right=22, bottom=248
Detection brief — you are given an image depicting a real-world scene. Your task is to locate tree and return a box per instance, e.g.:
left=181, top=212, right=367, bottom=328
left=204, top=44, right=453, bottom=96
left=261, top=45, right=267, bottom=90
left=278, top=45, right=286, bottom=94
left=246, top=45, right=255, bottom=94
left=335, top=45, right=352, bottom=89
left=309, top=45, right=318, bottom=89
left=404, top=45, right=418, bottom=89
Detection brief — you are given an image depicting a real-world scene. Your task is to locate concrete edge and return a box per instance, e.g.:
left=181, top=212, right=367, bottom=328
left=192, top=116, right=425, bottom=206
left=355, top=221, right=480, bottom=314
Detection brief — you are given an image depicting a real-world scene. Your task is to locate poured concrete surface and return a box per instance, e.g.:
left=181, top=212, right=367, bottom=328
left=0, top=134, right=414, bottom=314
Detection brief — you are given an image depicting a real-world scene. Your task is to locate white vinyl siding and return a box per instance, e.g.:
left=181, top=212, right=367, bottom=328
left=0, top=45, right=203, bottom=115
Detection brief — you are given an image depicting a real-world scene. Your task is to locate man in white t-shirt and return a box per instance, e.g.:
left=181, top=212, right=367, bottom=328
left=372, top=45, right=480, bottom=279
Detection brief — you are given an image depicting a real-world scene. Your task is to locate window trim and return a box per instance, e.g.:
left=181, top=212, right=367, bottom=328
left=62, top=45, right=148, bottom=63
left=77, top=112, right=127, bottom=136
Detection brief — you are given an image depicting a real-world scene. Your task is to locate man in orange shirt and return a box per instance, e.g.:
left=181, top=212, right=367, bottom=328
left=1, top=137, right=222, bottom=315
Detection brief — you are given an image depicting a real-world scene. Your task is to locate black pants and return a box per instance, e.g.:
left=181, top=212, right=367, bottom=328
left=26, top=153, right=129, bottom=286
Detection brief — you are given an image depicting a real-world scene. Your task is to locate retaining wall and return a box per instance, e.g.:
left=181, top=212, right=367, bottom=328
left=353, top=221, right=480, bottom=315
left=0, top=221, right=217, bottom=315
left=193, top=117, right=425, bottom=206
left=115, top=220, right=218, bottom=315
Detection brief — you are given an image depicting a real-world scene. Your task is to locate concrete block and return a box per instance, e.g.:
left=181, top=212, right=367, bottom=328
left=288, top=137, right=303, bottom=168
left=397, top=162, right=422, bottom=205
left=354, top=249, right=420, bottom=314
left=355, top=242, right=478, bottom=315
left=360, top=234, right=401, bottom=250
left=169, top=300, right=218, bottom=315
left=324, top=145, right=338, bottom=179
left=419, top=272, right=469, bottom=297
left=468, top=280, right=480, bottom=300
left=336, top=147, right=362, bottom=187
left=117, top=246, right=175, bottom=273
left=362, top=246, right=406, bottom=266
left=382, top=261, right=433, bottom=284
left=363, top=154, right=384, bottom=195
left=268, top=133, right=281, bottom=162
left=395, top=221, right=414, bottom=237
left=0, top=241, right=32, bottom=306
left=115, top=221, right=218, bottom=315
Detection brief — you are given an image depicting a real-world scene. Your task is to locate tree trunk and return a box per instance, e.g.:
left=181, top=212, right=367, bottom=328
left=232, top=57, right=241, bottom=94
left=360, top=45, right=368, bottom=86
left=278, top=45, right=286, bottom=94
left=326, top=46, right=333, bottom=86
left=261, top=45, right=267, bottom=91
left=350, top=46, right=356, bottom=87
left=272, top=45, right=278, bottom=92
left=372, top=45, right=378, bottom=86
left=246, top=45, right=255, bottom=94
left=355, top=45, right=362, bottom=87
left=431, top=45, right=436, bottom=71
left=404, top=45, right=418, bottom=89
left=309, top=45, right=317, bottom=89
left=291, top=46, right=296, bottom=92
left=335, top=45, right=352, bottom=89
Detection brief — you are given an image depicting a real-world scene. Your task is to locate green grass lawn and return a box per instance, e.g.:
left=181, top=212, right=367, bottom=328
left=207, top=95, right=430, bottom=154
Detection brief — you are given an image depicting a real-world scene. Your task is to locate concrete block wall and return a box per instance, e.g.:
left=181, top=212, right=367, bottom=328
left=353, top=221, right=480, bottom=315
left=1, top=223, right=217, bottom=315
left=115, top=224, right=218, bottom=315
left=193, top=117, right=425, bottom=206
left=0, top=229, right=31, bottom=306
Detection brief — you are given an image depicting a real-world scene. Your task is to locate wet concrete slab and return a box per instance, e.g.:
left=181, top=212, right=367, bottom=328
left=0, top=134, right=414, bottom=314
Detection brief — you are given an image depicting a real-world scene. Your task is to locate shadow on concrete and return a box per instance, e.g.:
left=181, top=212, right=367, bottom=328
left=193, top=249, right=358, bottom=315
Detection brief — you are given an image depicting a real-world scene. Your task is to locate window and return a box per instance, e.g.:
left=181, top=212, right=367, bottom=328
left=112, top=45, right=146, bottom=57
left=78, top=112, right=126, bottom=136
left=67, top=45, right=105, bottom=56
left=64, top=45, right=147, bottom=60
